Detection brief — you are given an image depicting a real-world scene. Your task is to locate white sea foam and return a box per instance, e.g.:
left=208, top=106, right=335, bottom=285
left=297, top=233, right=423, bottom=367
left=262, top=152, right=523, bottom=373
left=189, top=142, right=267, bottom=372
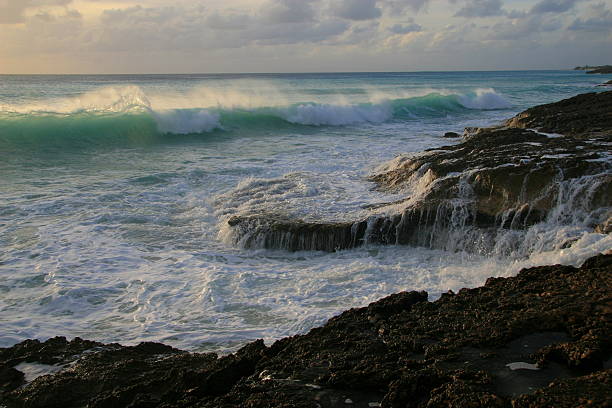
left=1, top=73, right=608, bottom=355
left=458, top=88, right=512, bottom=110
left=0, top=84, right=513, bottom=135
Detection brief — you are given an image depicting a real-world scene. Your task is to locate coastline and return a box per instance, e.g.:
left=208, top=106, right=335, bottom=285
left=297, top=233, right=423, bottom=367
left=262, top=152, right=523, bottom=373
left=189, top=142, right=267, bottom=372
left=1, top=91, right=611, bottom=407
left=2, top=254, right=610, bottom=407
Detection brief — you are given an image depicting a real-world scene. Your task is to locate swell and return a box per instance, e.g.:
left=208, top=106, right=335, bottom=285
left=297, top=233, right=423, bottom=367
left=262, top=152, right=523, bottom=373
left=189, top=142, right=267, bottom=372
left=0, top=89, right=511, bottom=152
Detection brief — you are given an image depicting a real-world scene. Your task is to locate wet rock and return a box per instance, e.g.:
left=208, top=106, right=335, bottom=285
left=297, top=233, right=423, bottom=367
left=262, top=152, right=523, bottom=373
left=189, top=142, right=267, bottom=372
left=2, top=254, right=610, bottom=407
left=504, top=90, right=612, bottom=138
left=443, top=132, right=460, bottom=138
left=595, top=216, right=612, bottom=234
left=512, top=369, right=612, bottom=407
left=226, top=92, right=612, bottom=253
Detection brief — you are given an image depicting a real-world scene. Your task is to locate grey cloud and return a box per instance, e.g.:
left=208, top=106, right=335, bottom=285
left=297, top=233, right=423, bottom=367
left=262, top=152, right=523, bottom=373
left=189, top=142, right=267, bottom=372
left=388, top=22, right=422, bottom=34
left=0, top=0, right=72, bottom=24
left=488, top=14, right=562, bottom=40
left=382, top=0, right=430, bottom=13
left=206, top=12, right=250, bottom=30
left=531, top=0, right=584, bottom=14
left=568, top=6, right=612, bottom=31
left=252, top=19, right=349, bottom=44
left=454, top=0, right=505, bottom=18
left=331, top=0, right=382, bottom=21
left=329, top=21, right=380, bottom=45
left=505, top=9, right=527, bottom=19
left=93, top=3, right=348, bottom=52
left=260, top=0, right=316, bottom=24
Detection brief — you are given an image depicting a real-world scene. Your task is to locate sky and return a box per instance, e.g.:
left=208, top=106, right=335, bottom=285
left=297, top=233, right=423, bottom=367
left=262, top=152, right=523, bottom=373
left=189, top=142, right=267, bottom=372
left=0, top=0, right=611, bottom=73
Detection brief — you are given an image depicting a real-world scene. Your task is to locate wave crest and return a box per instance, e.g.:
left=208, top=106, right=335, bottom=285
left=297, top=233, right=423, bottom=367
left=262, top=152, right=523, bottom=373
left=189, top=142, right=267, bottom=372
left=0, top=86, right=514, bottom=148
left=457, top=88, right=513, bottom=110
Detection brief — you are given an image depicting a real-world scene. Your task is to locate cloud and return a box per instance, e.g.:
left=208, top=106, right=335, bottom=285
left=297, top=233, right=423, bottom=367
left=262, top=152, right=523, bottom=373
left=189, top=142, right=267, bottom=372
left=568, top=4, right=612, bottom=32
left=487, top=14, right=563, bottom=40
left=331, top=0, right=382, bottom=21
left=530, top=0, right=584, bottom=14
left=260, top=0, right=316, bottom=23
left=0, top=0, right=72, bottom=24
left=388, top=22, right=422, bottom=34
left=382, top=0, right=430, bottom=13
left=253, top=19, right=349, bottom=44
left=1, top=0, right=610, bottom=74
left=454, top=0, right=505, bottom=18
left=206, top=11, right=250, bottom=30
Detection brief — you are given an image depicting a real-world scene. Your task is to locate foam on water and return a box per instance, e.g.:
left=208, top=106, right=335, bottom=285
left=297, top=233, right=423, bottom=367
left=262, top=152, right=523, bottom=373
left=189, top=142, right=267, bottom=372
left=1, top=71, right=610, bottom=352
left=0, top=84, right=514, bottom=142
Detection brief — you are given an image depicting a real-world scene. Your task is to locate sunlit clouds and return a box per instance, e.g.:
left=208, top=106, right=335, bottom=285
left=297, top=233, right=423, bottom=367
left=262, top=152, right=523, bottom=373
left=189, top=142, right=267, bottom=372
left=0, top=0, right=610, bottom=73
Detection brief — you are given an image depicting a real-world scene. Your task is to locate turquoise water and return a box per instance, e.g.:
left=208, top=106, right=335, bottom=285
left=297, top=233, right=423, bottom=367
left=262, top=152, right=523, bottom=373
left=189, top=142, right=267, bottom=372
left=1, top=71, right=609, bottom=351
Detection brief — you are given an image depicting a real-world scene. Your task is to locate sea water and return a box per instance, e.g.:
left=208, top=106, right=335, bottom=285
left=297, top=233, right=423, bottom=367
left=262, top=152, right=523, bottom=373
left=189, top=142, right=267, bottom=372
left=0, top=71, right=610, bottom=352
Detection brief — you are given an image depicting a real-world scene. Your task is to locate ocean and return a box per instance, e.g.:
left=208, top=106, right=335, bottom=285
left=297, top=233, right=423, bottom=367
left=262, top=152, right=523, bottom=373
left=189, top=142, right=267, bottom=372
left=1, top=71, right=610, bottom=352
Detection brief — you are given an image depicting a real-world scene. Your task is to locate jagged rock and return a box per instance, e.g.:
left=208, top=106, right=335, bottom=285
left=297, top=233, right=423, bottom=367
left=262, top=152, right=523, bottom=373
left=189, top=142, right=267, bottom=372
left=504, top=91, right=612, bottom=138
left=224, top=91, right=612, bottom=253
left=595, top=216, right=612, bottom=234
left=228, top=127, right=611, bottom=252
left=2, top=254, right=610, bottom=407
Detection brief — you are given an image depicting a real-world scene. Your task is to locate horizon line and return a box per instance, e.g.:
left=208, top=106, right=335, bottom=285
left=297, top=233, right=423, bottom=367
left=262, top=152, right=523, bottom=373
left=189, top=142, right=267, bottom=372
left=0, top=68, right=584, bottom=76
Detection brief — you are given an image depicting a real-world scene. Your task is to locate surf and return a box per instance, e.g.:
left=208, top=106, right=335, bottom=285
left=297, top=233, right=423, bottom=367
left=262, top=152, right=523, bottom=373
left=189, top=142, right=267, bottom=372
left=0, top=85, right=513, bottom=152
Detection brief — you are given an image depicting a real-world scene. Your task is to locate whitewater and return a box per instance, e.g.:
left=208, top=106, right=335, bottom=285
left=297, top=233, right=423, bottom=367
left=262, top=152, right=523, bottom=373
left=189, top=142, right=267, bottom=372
left=0, top=71, right=609, bottom=352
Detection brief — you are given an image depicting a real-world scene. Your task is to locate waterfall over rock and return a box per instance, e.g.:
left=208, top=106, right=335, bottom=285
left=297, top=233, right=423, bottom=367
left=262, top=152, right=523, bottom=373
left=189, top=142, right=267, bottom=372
left=223, top=92, right=612, bottom=257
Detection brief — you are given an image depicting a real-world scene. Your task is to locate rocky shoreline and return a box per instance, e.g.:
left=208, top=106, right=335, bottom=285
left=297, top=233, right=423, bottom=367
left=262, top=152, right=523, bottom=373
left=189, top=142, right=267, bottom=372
left=1, top=254, right=610, bottom=407
left=227, top=91, right=611, bottom=253
left=1, top=92, right=611, bottom=407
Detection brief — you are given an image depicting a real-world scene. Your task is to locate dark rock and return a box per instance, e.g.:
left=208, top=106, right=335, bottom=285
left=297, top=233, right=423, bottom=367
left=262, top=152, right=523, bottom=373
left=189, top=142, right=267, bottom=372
left=228, top=126, right=611, bottom=252
left=225, top=91, right=612, bottom=253
left=504, top=90, right=612, bottom=138
left=586, top=66, right=612, bottom=74
left=596, top=80, right=612, bottom=87
left=443, top=132, right=460, bottom=138
left=2, top=254, right=610, bottom=407
left=595, top=216, right=612, bottom=234
left=512, top=369, right=612, bottom=407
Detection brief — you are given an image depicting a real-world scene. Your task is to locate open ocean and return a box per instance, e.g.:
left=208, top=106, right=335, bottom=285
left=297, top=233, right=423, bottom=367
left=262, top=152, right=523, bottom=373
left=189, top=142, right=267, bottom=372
left=1, top=71, right=610, bottom=352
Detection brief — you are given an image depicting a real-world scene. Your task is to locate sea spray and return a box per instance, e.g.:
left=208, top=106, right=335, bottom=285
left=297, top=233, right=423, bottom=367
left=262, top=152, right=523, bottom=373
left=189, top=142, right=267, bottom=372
left=0, top=87, right=513, bottom=152
left=2, top=71, right=608, bottom=352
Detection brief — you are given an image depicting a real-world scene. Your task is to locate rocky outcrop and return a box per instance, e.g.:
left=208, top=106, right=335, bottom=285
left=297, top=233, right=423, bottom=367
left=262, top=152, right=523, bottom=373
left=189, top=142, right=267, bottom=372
left=504, top=91, right=612, bottom=139
left=2, top=254, right=611, bottom=407
left=587, top=66, right=612, bottom=74
left=597, top=80, right=612, bottom=87
left=226, top=92, right=612, bottom=252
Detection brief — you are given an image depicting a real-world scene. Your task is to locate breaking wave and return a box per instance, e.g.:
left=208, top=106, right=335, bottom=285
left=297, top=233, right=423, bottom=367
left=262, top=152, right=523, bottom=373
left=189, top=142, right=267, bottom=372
left=0, top=86, right=512, bottom=151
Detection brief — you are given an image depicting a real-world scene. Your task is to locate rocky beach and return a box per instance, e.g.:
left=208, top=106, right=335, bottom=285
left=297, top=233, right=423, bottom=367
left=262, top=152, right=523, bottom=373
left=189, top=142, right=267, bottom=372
left=1, top=91, right=611, bottom=407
